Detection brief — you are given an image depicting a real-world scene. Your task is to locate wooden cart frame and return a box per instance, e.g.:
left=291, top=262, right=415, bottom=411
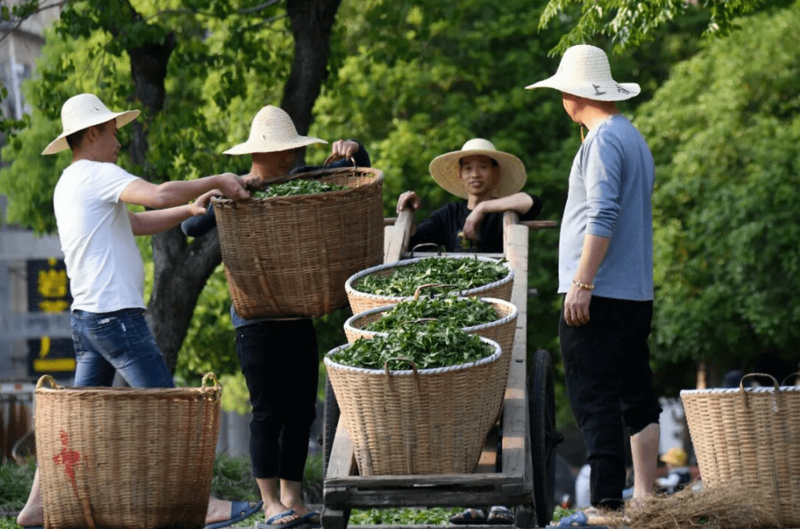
left=321, top=211, right=561, bottom=529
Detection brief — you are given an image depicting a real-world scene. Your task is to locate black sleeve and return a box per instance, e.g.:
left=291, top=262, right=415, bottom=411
left=181, top=202, right=218, bottom=237
left=408, top=204, right=454, bottom=251
left=519, top=193, right=543, bottom=221
left=292, top=140, right=372, bottom=174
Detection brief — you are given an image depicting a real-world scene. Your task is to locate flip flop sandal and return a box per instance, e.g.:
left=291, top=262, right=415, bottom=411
left=449, top=508, right=487, bottom=525
left=487, top=506, right=514, bottom=525
left=204, top=500, right=264, bottom=529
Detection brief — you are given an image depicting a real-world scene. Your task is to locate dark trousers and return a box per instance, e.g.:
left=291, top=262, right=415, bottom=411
left=236, top=319, right=319, bottom=482
left=559, top=296, right=662, bottom=509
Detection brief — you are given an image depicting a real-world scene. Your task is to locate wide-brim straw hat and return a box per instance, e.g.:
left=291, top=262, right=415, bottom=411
left=223, top=105, right=327, bottom=155
left=428, top=138, right=526, bottom=199
left=42, top=93, right=140, bottom=155
left=525, top=44, right=640, bottom=101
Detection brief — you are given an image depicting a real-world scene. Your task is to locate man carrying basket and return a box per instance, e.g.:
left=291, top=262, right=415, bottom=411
left=17, top=93, right=261, bottom=529
left=182, top=105, right=371, bottom=529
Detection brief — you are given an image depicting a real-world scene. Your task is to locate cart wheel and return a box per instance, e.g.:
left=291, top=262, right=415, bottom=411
left=321, top=505, right=350, bottom=529
left=528, top=349, right=560, bottom=527
left=322, top=374, right=340, bottom=476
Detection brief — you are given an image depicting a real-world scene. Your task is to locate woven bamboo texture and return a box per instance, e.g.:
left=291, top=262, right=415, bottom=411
left=213, top=167, right=384, bottom=319
left=324, top=338, right=503, bottom=476
left=344, top=255, right=513, bottom=315
left=681, top=374, right=800, bottom=527
left=343, top=297, right=518, bottom=412
left=34, top=374, right=222, bottom=529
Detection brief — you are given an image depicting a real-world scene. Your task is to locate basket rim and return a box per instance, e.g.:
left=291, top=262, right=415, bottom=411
left=680, top=386, right=800, bottom=395
left=344, top=255, right=514, bottom=301
left=344, top=297, right=518, bottom=337
left=212, top=167, right=384, bottom=206
left=323, top=335, right=501, bottom=375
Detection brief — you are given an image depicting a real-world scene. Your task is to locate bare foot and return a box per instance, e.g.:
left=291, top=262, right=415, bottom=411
left=16, top=502, right=43, bottom=528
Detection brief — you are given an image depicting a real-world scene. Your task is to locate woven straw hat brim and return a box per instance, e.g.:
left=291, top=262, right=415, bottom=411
left=525, top=75, right=640, bottom=101
left=42, top=109, right=139, bottom=155
left=222, top=135, right=327, bottom=155
left=429, top=149, right=526, bottom=199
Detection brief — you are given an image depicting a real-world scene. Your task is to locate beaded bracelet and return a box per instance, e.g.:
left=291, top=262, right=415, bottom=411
left=572, top=279, right=595, bottom=291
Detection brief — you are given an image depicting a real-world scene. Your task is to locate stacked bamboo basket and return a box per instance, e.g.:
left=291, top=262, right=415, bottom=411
left=326, top=255, right=518, bottom=475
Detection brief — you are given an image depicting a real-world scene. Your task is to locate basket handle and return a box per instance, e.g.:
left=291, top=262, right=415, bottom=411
left=740, top=373, right=781, bottom=413
left=409, top=243, right=444, bottom=258
left=36, top=375, right=62, bottom=390
left=383, top=356, right=420, bottom=393
left=413, top=283, right=461, bottom=300
left=201, top=372, right=222, bottom=402
left=324, top=153, right=357, bottom=171
left=780, top=372, right=800, bottom=386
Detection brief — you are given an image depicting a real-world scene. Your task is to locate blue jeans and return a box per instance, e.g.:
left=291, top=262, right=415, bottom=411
left=71, top=308, right=174, bottom=388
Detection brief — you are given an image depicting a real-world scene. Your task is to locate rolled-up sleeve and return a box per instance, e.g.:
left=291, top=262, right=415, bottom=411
left=583, top=133, right=623, bottom=239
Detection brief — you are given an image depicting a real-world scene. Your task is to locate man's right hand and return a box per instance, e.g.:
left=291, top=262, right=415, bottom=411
left=216, top=172, right=250, bottom=200
left=397, top=191, right=421, bottom=214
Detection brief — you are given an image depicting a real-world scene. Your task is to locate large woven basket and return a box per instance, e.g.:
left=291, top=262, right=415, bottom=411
left=680, top=373, right=800, bottom=527
left=343, top=297, right=517, bottom=409
left=35, top=374, right=222, bottom=529
left=324, top=337, right=503, bottom=475
left=213, top=167, right=384, bottom=319
left=344, top=255, right=513, bottom=315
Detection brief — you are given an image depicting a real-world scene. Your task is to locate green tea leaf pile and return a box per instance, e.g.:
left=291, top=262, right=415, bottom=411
left=364, top=297, right=497, bottom=332
left=253, top=179, right=347, bottom=198
left=356, top=257, right=508, bottom=296
left=331, top=321, right=495, bottom=370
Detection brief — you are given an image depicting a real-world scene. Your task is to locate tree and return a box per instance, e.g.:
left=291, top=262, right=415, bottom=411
left=634, top=1, right=800, bottom=384
left=538, top=0, right=791, bottom=54
left=0, top=0, right=342, bottom=375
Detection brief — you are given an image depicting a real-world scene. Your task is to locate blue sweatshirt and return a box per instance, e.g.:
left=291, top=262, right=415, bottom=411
left=558, top=115, right=654, bottom=301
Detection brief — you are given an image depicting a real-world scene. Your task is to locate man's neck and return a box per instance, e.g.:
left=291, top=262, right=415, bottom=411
left=577, top=101, right=620, bottom=131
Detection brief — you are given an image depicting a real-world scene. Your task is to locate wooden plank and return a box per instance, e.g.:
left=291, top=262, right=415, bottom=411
left=501, top=214, right=531, bottom=487
left=325, top=416, right=357, bottom=481
left=473, top=425, right=499, bottom=474
left=520, top=220, right=558, bottom=230
left=383, top=209, right=413, bottom=263
left=324, top=489, right=533, bottom=509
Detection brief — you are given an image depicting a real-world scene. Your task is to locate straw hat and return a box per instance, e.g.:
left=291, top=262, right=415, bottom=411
left=525, top=44, right=640, bottom=101
left=223, top=105, right=327, bottom=155
left=428, top=138, right=526, bottom=199
left=660, top=448, right=688, bottom=466
left=42, top=93, right=140, bottom=155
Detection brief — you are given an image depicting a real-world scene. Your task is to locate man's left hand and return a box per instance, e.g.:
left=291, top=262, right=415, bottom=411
left=564, top=285, right=592, bottom=326
left=331, top=139, right=360, bottom=160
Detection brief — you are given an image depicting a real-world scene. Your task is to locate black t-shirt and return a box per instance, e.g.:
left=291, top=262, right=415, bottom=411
left=408, top=193, right=542, bottom=253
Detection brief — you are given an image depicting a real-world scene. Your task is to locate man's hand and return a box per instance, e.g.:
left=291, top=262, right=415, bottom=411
left=188, top=189, right=220, bottom=216
left=239, top=173, right=263, bottom=191
left=396, top=191, right=421, bottom=214
left=330, top=139, right=360, bottom=160
left=215, top=172, right=250, bottom=200
left=463, top=203, right=485, bottom=241
left=564, top=284, right=592, bottom=326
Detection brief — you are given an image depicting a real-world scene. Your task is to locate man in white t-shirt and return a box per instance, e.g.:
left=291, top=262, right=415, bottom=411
left=16, top=94, right=262, bottom=529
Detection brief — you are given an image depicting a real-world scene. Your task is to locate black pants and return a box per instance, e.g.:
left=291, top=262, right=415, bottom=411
left=236, top=319, right=319, bottom=481
left=559, top=296, right=662, bottom=509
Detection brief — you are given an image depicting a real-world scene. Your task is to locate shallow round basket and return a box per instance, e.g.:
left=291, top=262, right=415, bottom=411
left=344, top=255, right=513, bottom=315
left=343, top=297, right=517, bottom=407
left=324, top=337, right=502, bottom=475
left=680, top=373, right=800, bottom=527
left=34, top=374, right=222, bottom=529
left=213, top=167, right=384, bottom=319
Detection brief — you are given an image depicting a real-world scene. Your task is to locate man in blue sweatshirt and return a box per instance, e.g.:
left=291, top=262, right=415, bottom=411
left=527, top=45, right=662, bottom=526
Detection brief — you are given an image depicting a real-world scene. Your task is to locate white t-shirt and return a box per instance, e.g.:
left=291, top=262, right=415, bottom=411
left=53, top=160, right=145, bottom=312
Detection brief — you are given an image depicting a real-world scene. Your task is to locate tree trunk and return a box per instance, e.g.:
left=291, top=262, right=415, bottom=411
left=283, top=0, right=342, bottom=165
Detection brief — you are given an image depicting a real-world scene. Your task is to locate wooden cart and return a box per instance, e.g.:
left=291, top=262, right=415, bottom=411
left=321, top=211, right=562, bottom=529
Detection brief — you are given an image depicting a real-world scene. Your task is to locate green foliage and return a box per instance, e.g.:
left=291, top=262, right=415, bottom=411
left=364, top=297, right=497, bottom=331
left=331, top=322, right=495, bottom=369
left=0, top=457, right=36, bottom=512
left=635, top=1, right=800, bottom=373
left=539, top=0, right=785, bottom=54
left=354, top=257, right=509, bottom=296
left=349, top=507, right=461, bottom=525
left=252, top=179, right=348, bottom=198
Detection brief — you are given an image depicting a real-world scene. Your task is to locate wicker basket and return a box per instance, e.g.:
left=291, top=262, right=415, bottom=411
left=680, top=373, right=800, bottom=527
left=343, top=297, right=517, bottom=410
left=344, top=255, right=513, bottom=314
left=35, top=374, right=222, bottom=529
left=213, top=167, right=384, bottom=319
left=324, top=337, right=503, bottom=475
